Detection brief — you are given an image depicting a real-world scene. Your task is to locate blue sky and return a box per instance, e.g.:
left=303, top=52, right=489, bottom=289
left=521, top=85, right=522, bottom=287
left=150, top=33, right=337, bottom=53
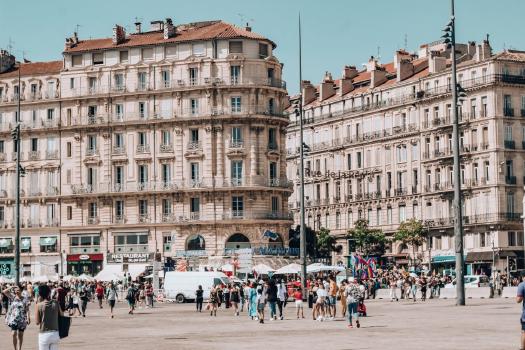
left=1, top=0, right=524, bottom=93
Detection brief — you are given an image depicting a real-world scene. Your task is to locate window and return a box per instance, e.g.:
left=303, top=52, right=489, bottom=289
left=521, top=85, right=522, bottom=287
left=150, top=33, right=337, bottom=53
left=161, top=163, right=171, bottom=183
left=376, top=208, right=382, bottom=226
left=231, top=97, right=241, bottom=113
left=31, top=138, right=38, bottom=152
left=115, top=104, right=124, bottom=120
left=357, top=152, right=362, bottom=168
left=387, top=207, right=393, bottom=224
left=396, top=144, right=407, bottom=163
left=114, top=133, right=124, bottom=149
left=66, top=142, right=72, bottom=157
left=115, top=166, right=124, bottom=184
left=161, top=70, right=170, bottom=88
left=268, top=128, right=277, bottom=149
left=411, top=143, right=419, bottom=160
left=271, top=196, right=279, bottom=212
left=162, top=199, right=172, bottom=215
left=161, top=130, right=171, bottom=146
left=231, top=127, right=242, bottom=144
left=138, top=72, right=147, bottom=90
left=507, top=192, right=515, bottom=214
left=192, top=43, right=205, bottom=56
left=508, top=232, right=517, bottom=247
left=231, top=160, right=243, bottom=185
left=87, top=135, right=97, bottom=151
left=505, top=125, right=513, bottom=141
left=190, top=197, right=200, bottom=213
left=114, top=74, right=124, bottom=90
left=190, top=163, right=199, bottom=181
left=504, top=94, right=513, bottom=115
left=92, top=52, right=103, bottom=65
left=138, top=102, right=146, bottom=119
left=269, top=162, right=277, bottom=180
left=88, top=202, right=97, bottom=218
left=166, top=45, right=177, bottom=57
left=190, top=129, right=199, bottom=143
left=142, top=48, right=153, bottom=60
left=190, top=99, right=199, bottom=115
left=230, top=66, right=240, bottom=84
left=71, top=54, right=83, bottom=67
left=138, top=165, right=148, bottom=184
left=138, top=199, right=148, bottom=216
left=347, top=154, right=352, bottom=170
left=119, top=50, right=129, bottom=63
left=232, top=196, right=244, bottom=216
left=259, top=43, right=269, bottom=58
left=335, top=212, right=341, bottom=229
left=39, top=236, right=57, bottom=253
left=189, top=68, right=198, bottom=85
left=138, top=132, right=147, bottom=147
left=229, top=41, right=243, bottom=53
left=399, top=205, right=406, bottom=223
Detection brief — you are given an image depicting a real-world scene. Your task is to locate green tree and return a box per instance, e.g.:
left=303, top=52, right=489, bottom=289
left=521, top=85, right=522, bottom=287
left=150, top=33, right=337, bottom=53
left=393, top=218, right=426, bottom=263
left=316, top=227, right=340, bottom=257
left=347, top=219, right=387, bottom=257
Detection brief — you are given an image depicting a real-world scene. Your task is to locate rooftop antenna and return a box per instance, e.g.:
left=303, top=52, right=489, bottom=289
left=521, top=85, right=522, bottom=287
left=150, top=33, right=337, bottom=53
left=75, top=24, right=82, bottom=36
left=237, top=13, right=254, bottom=27
left=404, top=33, right=408, bottom=51
left=7, top=37, right=14, bottom=55
left=376, top=46, right=381, bottom=62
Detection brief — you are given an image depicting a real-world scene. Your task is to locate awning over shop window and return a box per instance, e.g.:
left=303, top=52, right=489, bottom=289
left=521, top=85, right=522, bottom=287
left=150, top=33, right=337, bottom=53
left=39, top=237, right=57, bottom=246
left=432, top=255, right=456, bottom=263
left=21, top=238, right=31, bottom=249
left=0, top=238, right=12, bottom=248
left=465, top=251, right=493, bottom=263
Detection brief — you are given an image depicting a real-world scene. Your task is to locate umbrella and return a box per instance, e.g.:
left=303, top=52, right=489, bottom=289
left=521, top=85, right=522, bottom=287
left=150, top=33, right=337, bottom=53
left=221, top=263, right=234, bottom=272
left=307, top=263, right=345, bottom=273
left=252, top=264, right=275, bottom=275
left=32, top=275, right=49, bottom=283
left=78, top=273, right=94, bottom=281
left=62, top=275, right=74, bottom=282
left=274, top=263, right=302, bottom=275
left=409, top=272, right=418, bottom=278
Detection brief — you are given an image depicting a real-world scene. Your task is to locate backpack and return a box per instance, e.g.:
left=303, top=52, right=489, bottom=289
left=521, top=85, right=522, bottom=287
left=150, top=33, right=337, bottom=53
left=126, top=289, right=135, bottom=300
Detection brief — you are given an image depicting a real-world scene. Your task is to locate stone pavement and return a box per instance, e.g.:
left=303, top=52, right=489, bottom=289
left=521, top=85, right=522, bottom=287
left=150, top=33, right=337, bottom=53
left=0, top=298, right=519, bottom=350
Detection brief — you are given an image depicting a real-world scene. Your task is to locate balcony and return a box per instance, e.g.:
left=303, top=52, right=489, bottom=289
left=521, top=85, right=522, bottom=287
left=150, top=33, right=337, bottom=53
left=114, top=244, right=149, bottom=253
left=138, top=214, right=150, bottom=223
left=161, top=213, right=175, bottom=223
left=187, top=179, right=203, bottom=188
left=160, top=144, right=173, bottom=153
left=505, top=176, right=517, bottom=185
left=411, top=186, right=418, bottom=194
left=0, top=153, right=6, bottom=162
left=113, top=183, right=125, bottom=192
left=504, top=140, right=516, bottom=149
left=228, top=140, right=244, bottom=149
left=46, top=186, right=59, bottom=196
left=268, top=142, right=278, bottom=151
left=85, top=148, right=99, bottom=157
left=137, top=182, right=152, bottom=191
left=112, top=146, right=126, bottom=155
left=189, top=212, right=200, bottom=220
left=70, top=246, right=101, bottom=254
left=87, top=217, right=99, bottom=225
left=114, top=215, right=126, bottom=224
left=28, top=151, right=40, bottom=161
left=71, top=184, right=96, bottom=194
left=158, top=181, right=177, bottom=190
left=136, top=144, right=150, bottom=153
left=394, top=188, right=407, bottom=196
left=45, top=150, right=59, bottom=160
left=46, top=218, right=59, bottom=227
left=230, top=178, right=243, bottom=187
left=26, top=219, right=41, bottom=228
left=504, top=107, right=514, bottom=117
left=187, top=141, right=202, bottom=150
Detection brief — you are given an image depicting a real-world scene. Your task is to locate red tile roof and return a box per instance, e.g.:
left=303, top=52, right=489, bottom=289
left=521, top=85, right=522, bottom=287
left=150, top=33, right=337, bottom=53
left=0, top=61, right=62, bottom=78
left=65, top=21, right=275, bottom=53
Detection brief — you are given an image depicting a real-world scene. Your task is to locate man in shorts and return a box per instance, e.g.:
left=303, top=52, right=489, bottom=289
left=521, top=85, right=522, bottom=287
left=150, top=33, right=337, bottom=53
left=328, top=275, right=338, bottom=319
left=516, top=274, right=525, bottom=350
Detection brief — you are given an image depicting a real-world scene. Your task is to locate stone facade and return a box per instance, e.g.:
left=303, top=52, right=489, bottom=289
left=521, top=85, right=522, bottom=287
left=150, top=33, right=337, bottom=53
left=0, top=20, right=293, bottom=278
left=287, top=39, right=525, bottom=276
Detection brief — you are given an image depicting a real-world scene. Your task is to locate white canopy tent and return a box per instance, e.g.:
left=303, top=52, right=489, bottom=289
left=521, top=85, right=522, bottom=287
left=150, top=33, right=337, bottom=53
left=307, top=263, right=346, bottom=273
left=220, top=263, right=234, bottom=272
left=274, top=263, right=302, bottom=275
left=252, top=264, right=275, bottom=275
left=94, top=265, right=123, bottom=282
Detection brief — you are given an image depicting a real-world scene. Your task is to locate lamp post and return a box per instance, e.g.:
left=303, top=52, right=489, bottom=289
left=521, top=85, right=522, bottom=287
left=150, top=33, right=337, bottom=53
left=442, top=0, right=466, bottom=306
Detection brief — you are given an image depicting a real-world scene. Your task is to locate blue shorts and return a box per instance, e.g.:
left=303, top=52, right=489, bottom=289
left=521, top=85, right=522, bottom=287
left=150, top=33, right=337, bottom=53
left=521, top=319, right=525, bottom=331
left=10, top=324, right=26, bottom=332
left=328, top=296, right=336, bottom=305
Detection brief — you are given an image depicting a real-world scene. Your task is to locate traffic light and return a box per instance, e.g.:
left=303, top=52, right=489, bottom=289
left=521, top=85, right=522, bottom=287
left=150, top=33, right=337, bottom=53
left=302, top=142, right=311, bottom=155
left=457, top=84, right=467, bottom=107
left=10, top=125, right=20, bottom=141
left=442, top=19, right=453, bottom=49
left=19, top=165, right=26, bottom=177
left=292, top=99, right=301, bottom=118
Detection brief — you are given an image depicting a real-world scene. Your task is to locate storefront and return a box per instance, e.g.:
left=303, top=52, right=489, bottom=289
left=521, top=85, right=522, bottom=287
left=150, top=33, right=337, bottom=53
left=0, top=257, right=14, bottom=278
left=67, top=254, right=103, bottom=276
left=431, top=255, right=456, bottom=274
left=465, top=251, right=493, bottom=276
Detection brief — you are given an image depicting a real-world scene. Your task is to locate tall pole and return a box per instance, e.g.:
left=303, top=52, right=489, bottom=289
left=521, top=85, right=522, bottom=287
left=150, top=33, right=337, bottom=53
left=14, top=64, right=21, bottom=286
left=450, top=0, right=466, bottom=306
left=298, top=13, right=307, bottom=296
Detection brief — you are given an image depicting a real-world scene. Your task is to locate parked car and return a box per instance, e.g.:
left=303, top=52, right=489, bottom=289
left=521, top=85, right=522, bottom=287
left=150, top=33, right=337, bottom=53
left=444, top=275, right=490, bottom=288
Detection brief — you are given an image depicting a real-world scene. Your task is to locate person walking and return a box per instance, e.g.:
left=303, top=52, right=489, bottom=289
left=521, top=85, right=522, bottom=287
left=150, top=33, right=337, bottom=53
left=79, top=284, right=89, bottom=317
left=248, top=282, right=257, bottom=320
left=106, top=282, right=118, bottom=319
left=328, top=275, right=337, bottom=319
left=314, top=282, right=327, bottom=321
left=126, top=284, right=136, bottom=315
left=256, top=285, right=266, bottom=324
left=209, top=286, right=218, bottom=317
left=239, top=283, right=246, bottom=312
left=266, top=279, right=278, bottom=321
left=345, top=278, right=362, bottom=329
left=276, top=280, right=286, bottom=320
left=145, top=283, right=154, bottom=308
left=389, top=278, right=398, bottom=302
left=3, top=285, right=31, bottom=350
left=293, top=287, right=304, bottom=319
left=35, top=284, right=61, bottom=350
left=339, top=280, right=347, bottom=318
left=195, top=285, right=204, bottom=312
left=95, top=283, right=104, bottom=309
left=231, top=284, right=240, bottom=316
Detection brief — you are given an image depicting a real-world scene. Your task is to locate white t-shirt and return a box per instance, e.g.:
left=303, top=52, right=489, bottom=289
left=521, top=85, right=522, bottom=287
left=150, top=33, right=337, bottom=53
left=317, top=288, right=327, bottom=298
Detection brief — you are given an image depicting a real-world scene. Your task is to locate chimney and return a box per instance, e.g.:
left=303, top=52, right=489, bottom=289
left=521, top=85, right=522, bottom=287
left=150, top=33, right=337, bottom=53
left=150, top=20, right=164, bottom=31
left=397, top=59, right=414, bottom=82
left=481, top=35, right=492, bottom=60
left=0, top=50, right=15, bottom=73
left=370, top=69, right=387, bottom=88
left=245, top=23, right=252, bottom=32
left=73, top=32, right=79, bottom=44
left=318, top=71, right=335, bottom=101
left=338, top=77, right=353, bottom=96
left=342, top=65, right=358, bottom=80
left=467, top=41, right=476, bottom=58
left=302, top=80, right=316, bottom=105
left=112, top=25, right=126, bottom=45
left=428, top=52, right=447, bottom=74
left=394, top=49, right=411, bottom=69
left=163, top=18, right=176, bottom=39
left=365, top=56, right=378, bottom=72
left=135, top=22, right=142, bottom=34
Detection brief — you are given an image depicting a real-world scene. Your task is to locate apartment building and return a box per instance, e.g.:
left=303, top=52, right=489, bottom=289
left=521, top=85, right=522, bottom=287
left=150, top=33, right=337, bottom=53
left=0, top=19, right=292, bottom=278
left=287, top=38, right=525, bottom=275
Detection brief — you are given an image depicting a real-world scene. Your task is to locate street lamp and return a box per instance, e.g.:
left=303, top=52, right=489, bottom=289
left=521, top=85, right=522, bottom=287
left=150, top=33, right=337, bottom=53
left=441, top=0, right=466, bottom=306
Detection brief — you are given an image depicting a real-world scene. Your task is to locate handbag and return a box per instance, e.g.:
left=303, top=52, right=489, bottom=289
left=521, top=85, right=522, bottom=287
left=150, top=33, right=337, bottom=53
left=58, top=315, right=71, bottom=339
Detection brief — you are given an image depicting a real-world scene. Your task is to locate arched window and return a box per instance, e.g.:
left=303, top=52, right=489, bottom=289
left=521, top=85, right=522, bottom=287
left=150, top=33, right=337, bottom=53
left=187, top=235, right=205, bottom=251
left=225, top=233, right=251, bottom=249
left=268, top=233, right=283, bottom=249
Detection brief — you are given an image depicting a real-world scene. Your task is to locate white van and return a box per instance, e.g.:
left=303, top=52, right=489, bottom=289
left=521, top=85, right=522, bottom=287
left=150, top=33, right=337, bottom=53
left=163, top=271, right=231, bottom=303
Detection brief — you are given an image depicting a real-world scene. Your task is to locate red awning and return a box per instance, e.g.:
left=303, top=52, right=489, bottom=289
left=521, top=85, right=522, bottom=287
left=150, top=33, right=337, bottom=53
left=67, top=254, right=104, bottom=262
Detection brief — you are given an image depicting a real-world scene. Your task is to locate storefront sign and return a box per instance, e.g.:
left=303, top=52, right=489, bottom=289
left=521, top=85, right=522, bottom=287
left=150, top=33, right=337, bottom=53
left=107, top=253, right=152, bottom=263
left=79, top=255, right=90, bottom=261
left=175, top=250, right=208, bottom=257
left=225, top=247, right=300, bottom=256
left=67, top=254, right=104, bottom=262
left=0, top=261, right=12, bottom=276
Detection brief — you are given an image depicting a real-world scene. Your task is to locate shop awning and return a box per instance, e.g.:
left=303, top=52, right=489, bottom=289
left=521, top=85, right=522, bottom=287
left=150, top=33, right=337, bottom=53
left=0, top=238, right=13, bottom=248
left=432, top=255, right=456, bottom=263
left=500, top=251, right=517, bottom=258
left=465, top=251, right=493, bottom=263
left=21, top=238, right=31, bottom=249
left=39, top=237, right=57, bottom=246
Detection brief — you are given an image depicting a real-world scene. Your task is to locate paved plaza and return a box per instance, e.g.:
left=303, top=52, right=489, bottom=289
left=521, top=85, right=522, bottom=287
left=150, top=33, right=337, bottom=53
left=0, top=297, right=519, bottom=350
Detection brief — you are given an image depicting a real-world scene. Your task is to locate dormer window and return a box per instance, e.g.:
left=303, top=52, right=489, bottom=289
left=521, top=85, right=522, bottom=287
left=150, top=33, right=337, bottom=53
left=119, top=50, right=129, bottom=63
left=92, top=52, right=104, bottom=65
left=229, top=41, right=243, bottom=54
